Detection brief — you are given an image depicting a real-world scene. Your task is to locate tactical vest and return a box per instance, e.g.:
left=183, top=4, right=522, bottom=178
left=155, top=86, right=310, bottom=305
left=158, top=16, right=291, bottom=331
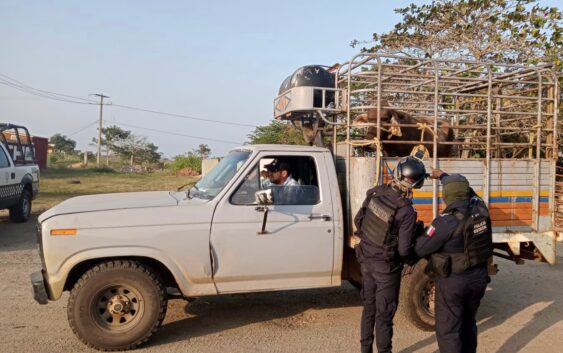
left=447, top=197, right=493, bottom=272
left=360, top=189, right=401, bottom=248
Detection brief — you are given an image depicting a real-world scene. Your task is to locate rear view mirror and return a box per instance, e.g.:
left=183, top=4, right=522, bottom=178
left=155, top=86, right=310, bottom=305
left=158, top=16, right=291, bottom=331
left=255, top=189, right=273, bottom=205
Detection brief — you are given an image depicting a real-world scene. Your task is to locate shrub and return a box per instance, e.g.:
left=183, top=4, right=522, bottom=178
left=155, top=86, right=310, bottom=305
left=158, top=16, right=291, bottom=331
left=170, top=155, right=202, bottom=174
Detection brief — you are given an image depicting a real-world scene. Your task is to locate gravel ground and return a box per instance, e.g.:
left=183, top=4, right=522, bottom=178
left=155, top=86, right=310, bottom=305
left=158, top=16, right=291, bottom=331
left=1, top=215, right=562, bottom=352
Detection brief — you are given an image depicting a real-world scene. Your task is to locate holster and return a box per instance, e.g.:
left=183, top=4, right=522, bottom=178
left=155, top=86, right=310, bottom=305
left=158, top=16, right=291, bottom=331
left=383, top=235, right=399, bottom=263
left=429, top=253, right=452, bottom=278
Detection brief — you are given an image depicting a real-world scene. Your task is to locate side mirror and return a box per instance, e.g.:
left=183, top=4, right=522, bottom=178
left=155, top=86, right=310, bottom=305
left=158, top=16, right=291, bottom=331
left=255, top=189, right=273, bottom=205
left=254, top=189, right=273, bottom=234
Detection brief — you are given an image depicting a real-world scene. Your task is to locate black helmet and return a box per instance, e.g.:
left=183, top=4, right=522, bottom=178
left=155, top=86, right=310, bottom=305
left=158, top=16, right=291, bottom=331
left=393, top=157, right=426, bottom=190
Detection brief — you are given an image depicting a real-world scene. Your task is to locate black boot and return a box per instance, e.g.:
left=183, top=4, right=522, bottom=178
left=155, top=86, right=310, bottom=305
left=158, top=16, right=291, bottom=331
left=361, top=345, right=373, bottom=353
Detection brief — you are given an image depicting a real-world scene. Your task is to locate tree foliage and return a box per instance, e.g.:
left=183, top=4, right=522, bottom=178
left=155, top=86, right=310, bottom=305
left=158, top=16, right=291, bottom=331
left=192, top=144, right=212, bottom=158
left=352, top=0, right=562, bottom=67
left=49, top=134, right=77, bottom=154
left=93, top=125, right=161, bottom=165
left=247, top=120, right=307, bottom=145
left=170, top=154, right=202, bottom=173
left=102, top=125, right=131, bottom=154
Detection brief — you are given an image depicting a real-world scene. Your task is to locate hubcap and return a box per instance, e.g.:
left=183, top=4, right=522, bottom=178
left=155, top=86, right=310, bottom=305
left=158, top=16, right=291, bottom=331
left=92, top=285, right=144, bottom=331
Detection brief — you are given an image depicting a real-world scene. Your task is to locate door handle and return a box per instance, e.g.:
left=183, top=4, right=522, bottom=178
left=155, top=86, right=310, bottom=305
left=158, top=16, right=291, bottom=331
left=309, top=214, right=331, bottom=221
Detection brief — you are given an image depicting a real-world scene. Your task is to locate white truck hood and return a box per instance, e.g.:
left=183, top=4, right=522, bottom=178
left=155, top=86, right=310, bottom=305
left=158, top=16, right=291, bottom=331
left=38, top=191, right=188, bottom=222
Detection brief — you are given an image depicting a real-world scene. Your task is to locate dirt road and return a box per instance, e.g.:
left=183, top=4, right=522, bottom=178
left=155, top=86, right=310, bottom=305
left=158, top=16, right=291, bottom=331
left=1, top=215, right=562, bottom=352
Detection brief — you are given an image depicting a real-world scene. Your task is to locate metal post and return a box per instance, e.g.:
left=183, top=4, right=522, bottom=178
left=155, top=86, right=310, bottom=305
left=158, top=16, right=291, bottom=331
left=532, top=71, right=542, bottom=230
left=432, top=60, right=439, bottom=218
left=376, top=57, right=382, bottom=141
left=345, top=55, right=354, bottom=235
left=551, top=72, right=559, bottom=231
left=484, top=66, right=492, bottom=206
left=93, top=93, right=109, bottom=168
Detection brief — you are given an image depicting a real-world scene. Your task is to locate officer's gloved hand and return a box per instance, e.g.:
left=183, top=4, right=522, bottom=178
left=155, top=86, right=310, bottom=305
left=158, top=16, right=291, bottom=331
left=403, top=253, right=420, bottom=266
left=413, top=220, right=425, bottom=238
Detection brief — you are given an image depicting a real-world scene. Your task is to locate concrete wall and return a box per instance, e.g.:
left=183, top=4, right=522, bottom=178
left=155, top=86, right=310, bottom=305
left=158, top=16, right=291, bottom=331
left=201, top=158, right=220, bottom=176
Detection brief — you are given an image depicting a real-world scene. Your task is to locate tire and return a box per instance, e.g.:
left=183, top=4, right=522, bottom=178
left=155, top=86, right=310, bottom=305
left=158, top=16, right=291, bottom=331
left=398, top=259, right=436, bottom=331
left=348, top=280, right=362, bottom=291
left=9, top=188, right=31, bottom=223
left=67, top=260, right=167, bottom=351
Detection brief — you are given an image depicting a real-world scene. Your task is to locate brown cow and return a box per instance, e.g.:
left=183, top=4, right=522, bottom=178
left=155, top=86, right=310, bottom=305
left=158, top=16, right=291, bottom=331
left=352, top=102, right=454, bottom=157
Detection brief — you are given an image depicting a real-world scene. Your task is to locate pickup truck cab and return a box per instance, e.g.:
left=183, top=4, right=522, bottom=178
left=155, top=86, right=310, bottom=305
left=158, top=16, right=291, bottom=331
left=32, top=145, right=344, bottom=351
left=0, top=124, right=40, bottom=222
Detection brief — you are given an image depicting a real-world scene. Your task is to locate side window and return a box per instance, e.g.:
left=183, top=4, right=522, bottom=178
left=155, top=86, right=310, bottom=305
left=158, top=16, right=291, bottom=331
left=230, top=166, right=260, bottom=205
left=230, top=155, right=320, bottom=206
left=0, top=147, right=10, bottom=168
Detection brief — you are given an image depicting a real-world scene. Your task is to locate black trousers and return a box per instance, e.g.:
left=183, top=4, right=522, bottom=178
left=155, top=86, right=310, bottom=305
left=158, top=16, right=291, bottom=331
left=359, top=260, right=401, bottom=353
left=435, top=266, right=488, bottom=353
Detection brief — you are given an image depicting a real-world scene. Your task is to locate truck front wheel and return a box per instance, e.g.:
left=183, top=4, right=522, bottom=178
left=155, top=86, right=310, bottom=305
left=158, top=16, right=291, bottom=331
left=399, top=259, right=435, bottom=331
left=9, top=188, right=31, bottom=223
left=67, top=260, right=167, bottom=351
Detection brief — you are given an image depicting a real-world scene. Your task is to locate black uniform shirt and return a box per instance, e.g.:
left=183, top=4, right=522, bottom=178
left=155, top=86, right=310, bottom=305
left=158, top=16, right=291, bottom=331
left=354, top=184, right=417, bottom=273
left=414, top=199, right=470, bottom=258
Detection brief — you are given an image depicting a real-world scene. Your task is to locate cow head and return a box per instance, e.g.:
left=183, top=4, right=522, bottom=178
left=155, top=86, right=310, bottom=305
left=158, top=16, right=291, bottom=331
left=351, top=100, right=403, bottom=139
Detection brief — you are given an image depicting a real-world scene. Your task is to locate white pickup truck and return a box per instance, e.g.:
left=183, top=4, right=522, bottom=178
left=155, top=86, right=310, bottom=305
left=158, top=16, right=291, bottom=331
left=0, top=123, right=40, bottom=222
left=32, top=145, right=348, bottom=351
left=32, top=54, right=561, bottom=351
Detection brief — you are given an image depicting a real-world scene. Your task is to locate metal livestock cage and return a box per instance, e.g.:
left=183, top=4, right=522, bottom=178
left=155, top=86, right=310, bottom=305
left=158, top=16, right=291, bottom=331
left=274, top=53, right=560, bottom=264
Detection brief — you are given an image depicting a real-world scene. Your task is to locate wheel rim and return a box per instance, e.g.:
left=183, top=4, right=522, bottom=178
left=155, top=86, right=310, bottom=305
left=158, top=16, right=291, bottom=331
left=91, top=284, right=145, bottom=332
left=420, top=279, right=435, bottom=317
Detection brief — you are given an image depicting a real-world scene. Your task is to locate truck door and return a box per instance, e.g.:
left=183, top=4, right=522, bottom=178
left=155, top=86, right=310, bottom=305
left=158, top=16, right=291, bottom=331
left=210, top=153, right=335, bottom=293
left=0, top=145, right=17, bottom=209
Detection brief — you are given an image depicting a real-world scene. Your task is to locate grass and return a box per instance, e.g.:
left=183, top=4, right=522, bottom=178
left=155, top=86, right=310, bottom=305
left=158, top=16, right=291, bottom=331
left=30, top=168, right=200, bottom=214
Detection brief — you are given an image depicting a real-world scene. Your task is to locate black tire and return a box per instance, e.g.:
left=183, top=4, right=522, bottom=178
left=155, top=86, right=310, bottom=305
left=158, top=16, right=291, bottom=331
left=67, top=260, right=167, bottom=351
left=9, top=188, right=31, bottom=223
left=398, top=259, right=435, bottom=331
left=348, top=280, right=362, bottom=291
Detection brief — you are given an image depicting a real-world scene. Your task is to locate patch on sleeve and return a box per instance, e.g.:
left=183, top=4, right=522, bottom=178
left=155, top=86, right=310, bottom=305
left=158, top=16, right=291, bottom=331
left=426, top=226, right=436, bottom=237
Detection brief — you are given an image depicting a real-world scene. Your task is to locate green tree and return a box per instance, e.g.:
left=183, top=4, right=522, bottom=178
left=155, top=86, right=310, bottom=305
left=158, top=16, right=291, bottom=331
left=192, top=144, right=212, bottom=158
left=119, top=135, right=162, bottom=166
left=136, top=142, right=162, bottom=165
left=171, top=154, right=202, bottom=173
left=352, top=0, right=561, bottom=66
left=247, top=120, right=307, bottom=145
left=102, top=125, right=131, bottom=155
left=49, top=134, right=77, bottom=154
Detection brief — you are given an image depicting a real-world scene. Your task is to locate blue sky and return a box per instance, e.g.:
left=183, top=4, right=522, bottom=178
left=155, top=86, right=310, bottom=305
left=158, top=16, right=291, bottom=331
left=0, top=0, right=559, bottom=157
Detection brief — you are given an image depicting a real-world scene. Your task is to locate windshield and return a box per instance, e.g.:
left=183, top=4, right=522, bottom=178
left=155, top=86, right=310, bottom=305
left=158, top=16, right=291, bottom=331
left=191, top=150, right=251, bottom=199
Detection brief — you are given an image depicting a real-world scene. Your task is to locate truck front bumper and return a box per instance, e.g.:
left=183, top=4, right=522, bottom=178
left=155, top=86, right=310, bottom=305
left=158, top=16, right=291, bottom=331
left=30, top=271, right=49, bottom=305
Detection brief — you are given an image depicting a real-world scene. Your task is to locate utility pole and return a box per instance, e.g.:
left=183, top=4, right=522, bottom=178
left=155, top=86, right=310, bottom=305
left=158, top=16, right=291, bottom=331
left=92, top=93, right=110, bottom=167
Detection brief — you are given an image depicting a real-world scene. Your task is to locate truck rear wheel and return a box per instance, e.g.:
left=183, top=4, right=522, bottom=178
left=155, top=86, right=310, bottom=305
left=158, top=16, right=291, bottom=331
left=398, top=259, right=435, bottom=331
left=9, top=188, right=31, bottom=223
left=67, top=260, right=167, bottom=351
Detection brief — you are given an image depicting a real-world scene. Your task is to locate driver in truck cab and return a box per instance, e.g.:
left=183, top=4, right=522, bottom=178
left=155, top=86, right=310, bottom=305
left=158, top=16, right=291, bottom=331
left=354, top=156, right=426, bottom=353
left=264, top=159, right=301, bottom=204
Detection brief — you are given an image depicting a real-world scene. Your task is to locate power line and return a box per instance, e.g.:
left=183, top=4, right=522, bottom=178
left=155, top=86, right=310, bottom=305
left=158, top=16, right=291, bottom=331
left=0, top=72, right=261, bottom=128
left=106, top=120, right=242, bottom=145
left=110, top=103, right=257, bottom=128
left=0, top=73, right=97, bottom=103
left=0, top=79, right=95, bottom=105
left=65, top=120, right=99, bottom=137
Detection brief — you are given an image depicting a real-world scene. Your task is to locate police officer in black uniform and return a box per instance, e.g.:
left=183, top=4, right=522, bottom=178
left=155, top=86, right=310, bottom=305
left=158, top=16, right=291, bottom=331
left=354, top=156, right=426, bottom=353
left=415, top=169, right=493, bottom=353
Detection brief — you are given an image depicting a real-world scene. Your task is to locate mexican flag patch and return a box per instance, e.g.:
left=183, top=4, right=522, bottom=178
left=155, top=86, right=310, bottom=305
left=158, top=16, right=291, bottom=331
left=427, top=226, right=436, bottom=237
